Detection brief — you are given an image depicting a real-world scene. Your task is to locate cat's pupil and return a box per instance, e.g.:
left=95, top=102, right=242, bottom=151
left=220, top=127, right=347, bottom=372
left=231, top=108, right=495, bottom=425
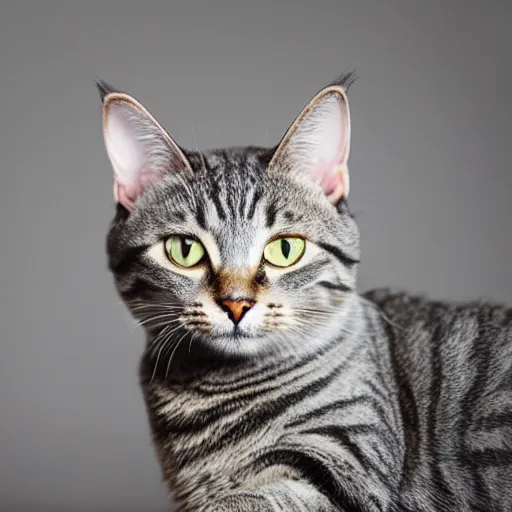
left=281, top=239, right=291, bottom=259
left=181, top=238, right=194, bottom=259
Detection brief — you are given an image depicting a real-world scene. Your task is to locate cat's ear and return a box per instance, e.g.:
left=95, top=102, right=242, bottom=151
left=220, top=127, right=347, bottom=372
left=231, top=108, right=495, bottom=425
left=268, top=81, right=352, bottom=203
left=97, top=81, right=192, bottom=211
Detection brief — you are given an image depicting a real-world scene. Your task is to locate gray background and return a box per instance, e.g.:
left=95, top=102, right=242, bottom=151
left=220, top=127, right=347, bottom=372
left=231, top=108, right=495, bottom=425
left=1, top=1, right=510, bottom=511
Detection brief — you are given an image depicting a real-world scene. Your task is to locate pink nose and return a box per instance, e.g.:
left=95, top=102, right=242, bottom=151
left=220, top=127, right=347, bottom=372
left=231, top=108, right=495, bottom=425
left=218, top=298, right=255, bottom=324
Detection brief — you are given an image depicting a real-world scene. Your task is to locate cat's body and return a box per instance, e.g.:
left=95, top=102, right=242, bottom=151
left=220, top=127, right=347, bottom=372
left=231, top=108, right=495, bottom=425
left=140, top=289, right=512, bottom=512
left=98, top=76, right=512, bottom=511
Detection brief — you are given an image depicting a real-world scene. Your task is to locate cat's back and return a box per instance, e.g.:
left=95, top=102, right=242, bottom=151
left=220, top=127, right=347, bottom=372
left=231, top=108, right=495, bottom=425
left=363, top=288, right=512, bottom=510
left=363, top=287, right=512, bottom=369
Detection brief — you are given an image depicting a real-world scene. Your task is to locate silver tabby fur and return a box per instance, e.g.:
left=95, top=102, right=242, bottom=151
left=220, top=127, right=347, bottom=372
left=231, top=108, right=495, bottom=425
left=102, top=75, right=512, bottom=511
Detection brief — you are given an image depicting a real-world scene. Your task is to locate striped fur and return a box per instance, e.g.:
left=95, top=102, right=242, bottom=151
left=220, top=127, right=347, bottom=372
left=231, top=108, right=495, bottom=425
left=102, top=78, right=512, bottom=511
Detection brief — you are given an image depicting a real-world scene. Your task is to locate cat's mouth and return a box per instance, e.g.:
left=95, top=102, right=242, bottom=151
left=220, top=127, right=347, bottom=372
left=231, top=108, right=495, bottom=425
left=214, top=322, right=256, bottom=339
left=201, top=323, right=263, bottom=344
left=181, top=315, right=261, bottom=340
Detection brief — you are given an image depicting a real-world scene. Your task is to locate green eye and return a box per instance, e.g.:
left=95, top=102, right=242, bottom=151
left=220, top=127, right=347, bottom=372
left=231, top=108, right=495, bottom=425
left=165, top=236, right=205, bottom=268
left=263, top=237, right=306, bottom=268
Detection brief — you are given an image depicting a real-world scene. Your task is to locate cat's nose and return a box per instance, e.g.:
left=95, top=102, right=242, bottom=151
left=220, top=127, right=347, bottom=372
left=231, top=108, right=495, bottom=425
left=218, top=298, right=255, bottom=325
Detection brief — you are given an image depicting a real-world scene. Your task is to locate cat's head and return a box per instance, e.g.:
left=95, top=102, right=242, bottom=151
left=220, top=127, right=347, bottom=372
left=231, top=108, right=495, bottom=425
left=100, top=74, right=360, bottom=360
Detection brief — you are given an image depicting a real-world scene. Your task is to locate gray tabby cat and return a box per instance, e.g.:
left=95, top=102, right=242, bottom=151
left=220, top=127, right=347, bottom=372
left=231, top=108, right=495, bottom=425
left=97, top=74, right=512, bottom=512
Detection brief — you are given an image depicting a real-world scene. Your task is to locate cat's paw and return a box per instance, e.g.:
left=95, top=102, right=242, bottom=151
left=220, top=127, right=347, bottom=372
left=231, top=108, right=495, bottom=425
left=203, top=492, right=274, bottom=512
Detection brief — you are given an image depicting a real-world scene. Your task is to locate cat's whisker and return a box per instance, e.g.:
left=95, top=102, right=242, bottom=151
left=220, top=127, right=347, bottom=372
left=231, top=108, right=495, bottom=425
left=293, top=311, right=335, bottom=322
left=129, top=303, right=184, bottom=312
left=131, top=316, right=182, bottom=335
left=132, top=320, right=170, bottom=334
left=149, top=321, right=186, bottom=382
left=298, top=309, right=323, bottom=319
left=150, top=331, right=172, bottom=383
left=136, top=313, right=182, bottom=328
left=359, top=297, right=404, bottom=331
left=148, top=329, right=174, bottom=361
left=148, top=323, right=174, bottom=352
left=188, top=332, right=198, bottom=356
left=149, top=323, right=185, bottom=357
left=165, top=331, right=189, bottom=379
left=138, top=317, right=181, bottom=328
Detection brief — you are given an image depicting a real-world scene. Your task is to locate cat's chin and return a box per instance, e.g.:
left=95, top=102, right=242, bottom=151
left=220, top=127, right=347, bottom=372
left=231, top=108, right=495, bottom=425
left=200, top=333, right=272, bottom=359
left=191, top=329, right=312, bottom=360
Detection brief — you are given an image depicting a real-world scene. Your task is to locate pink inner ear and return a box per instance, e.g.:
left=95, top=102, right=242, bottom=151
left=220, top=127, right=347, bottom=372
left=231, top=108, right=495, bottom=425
left=113, top=170, right=162, bottom=211
left=310, top=156, right=344, bottom=198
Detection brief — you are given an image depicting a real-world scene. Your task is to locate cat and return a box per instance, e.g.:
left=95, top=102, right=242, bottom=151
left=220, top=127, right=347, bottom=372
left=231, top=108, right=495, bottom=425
left=97, top=73, right=512, bottom=511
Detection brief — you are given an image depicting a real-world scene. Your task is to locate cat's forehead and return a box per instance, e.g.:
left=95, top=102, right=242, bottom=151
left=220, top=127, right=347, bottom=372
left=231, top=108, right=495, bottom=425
left=185, top=146, right=319, bottom=216
left=123, top=144, right=347, bottom=249
left=184, top=147, right=271, bottom=182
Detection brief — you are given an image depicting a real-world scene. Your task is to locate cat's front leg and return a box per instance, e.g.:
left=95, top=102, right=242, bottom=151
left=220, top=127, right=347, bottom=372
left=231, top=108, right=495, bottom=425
left=202, top=479, right=338, bottom=512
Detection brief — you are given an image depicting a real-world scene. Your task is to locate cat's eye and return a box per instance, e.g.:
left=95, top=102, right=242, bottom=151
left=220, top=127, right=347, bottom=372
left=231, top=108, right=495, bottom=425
left=165, top=236, right=205, bottom=268
left=263, top=237, right=306, bottom=268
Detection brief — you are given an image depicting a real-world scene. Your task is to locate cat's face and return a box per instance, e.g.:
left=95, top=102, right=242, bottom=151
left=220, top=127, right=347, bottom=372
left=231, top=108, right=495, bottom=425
left=100, top=76, right=360, bottom=358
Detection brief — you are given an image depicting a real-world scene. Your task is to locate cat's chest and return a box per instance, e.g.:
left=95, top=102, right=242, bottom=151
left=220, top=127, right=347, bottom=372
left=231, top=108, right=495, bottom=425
left=145, top=382, right=292, bottom=507
left=147, top=381, right=285, bottom=450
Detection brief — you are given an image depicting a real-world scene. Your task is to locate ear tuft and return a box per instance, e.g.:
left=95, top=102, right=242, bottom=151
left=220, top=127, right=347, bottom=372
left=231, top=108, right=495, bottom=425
left=329, top=70, right=358, bottom=92
left=95, top=79, right=118, bottom=102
